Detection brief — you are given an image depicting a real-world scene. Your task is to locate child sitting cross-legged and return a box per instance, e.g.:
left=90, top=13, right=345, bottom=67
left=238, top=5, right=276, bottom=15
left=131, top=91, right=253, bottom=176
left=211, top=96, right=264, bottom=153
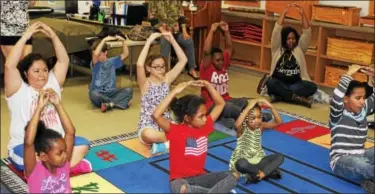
left=329, top=64, right=374, bottom=193
left=89, top=35, right=133, bottom=112
left=152, top=80, right=239, bottom=193
left=229, top=98, right=284, bottom=184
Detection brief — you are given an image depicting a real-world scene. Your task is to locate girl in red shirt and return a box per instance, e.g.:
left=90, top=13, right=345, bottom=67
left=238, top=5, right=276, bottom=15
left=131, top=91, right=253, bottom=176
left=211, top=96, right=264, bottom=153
left=152, top=80, right=239, bottom=193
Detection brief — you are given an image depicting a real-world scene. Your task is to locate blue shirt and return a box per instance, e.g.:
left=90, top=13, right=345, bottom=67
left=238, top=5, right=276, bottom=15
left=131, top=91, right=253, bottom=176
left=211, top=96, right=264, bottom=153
left=90, top=56, right=123, bottom=93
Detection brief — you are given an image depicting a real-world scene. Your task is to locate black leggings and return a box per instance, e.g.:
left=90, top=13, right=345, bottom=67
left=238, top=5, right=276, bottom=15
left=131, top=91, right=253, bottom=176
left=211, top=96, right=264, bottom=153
left=267, top=78, right=317, bottom=102
left=235, top=154, right=284, bottom=177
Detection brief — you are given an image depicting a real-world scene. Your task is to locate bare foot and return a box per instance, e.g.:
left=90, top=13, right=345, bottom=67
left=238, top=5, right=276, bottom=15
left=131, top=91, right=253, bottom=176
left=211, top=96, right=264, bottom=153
left=258, top=170, right=265, bottom=179
left=232, top=171, right=240, bottom=180
left=180, top=184, right=187, bottom=194
left=128, top=99, right=132, bottom=107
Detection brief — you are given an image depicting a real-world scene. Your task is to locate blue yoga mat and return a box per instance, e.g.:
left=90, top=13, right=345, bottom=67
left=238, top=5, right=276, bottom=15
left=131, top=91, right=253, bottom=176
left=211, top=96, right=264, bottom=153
left=95, top=131, right=365, bottom=193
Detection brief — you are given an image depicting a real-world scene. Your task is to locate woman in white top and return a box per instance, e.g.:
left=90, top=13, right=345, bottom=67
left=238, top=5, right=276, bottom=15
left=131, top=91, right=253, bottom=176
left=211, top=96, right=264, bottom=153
left=5, top=22, right=92, bottom=174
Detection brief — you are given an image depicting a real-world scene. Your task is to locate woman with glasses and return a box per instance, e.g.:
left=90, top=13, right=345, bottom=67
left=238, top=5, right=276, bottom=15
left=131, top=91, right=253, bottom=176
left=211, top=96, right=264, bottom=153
left=136, top=32, right=188, bottom=156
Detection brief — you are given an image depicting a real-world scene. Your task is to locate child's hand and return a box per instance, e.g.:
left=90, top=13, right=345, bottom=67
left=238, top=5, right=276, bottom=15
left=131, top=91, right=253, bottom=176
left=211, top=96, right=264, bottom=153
left=210, top=22, right=220, bottom=32
left=173, top=81, right=193, bottom=94
left=162, top=32, right=174, bottom=43
left=258, top=98, right=273, bottom=108
left=104, top=36, right=117, bottom=42
left=23, top=22, right=43, bottom=40
left=247, top=99, right=258, bottom=110
left=37, top=89, right=49, bottom=109
left=191, top=80, right=209, bottom=87
left=219, top=21, right=229, bottom=32
left=115, top=35, right=126, bottom=42
left=148, top=33, right=162, bottom=41
left=39, top=22, right=57, bottom=39
left=360, top=65, right=374, bottom=77
left=346, top=64, right=362, bottom=76
left=46, top=88, right=60, bottom=106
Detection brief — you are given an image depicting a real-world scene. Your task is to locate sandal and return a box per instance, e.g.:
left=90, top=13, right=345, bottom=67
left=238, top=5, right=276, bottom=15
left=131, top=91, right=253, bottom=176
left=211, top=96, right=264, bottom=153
left=187, top=72, right=200, bottom=80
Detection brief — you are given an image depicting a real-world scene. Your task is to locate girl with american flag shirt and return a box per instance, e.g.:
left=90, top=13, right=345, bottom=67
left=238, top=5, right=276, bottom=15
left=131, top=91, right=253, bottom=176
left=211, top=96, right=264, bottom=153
left=152, top=80, right=239, bottom=193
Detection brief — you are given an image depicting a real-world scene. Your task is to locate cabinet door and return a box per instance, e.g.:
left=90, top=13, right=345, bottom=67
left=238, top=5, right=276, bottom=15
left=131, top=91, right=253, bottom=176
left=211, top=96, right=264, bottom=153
left=369, top=0, right=374, bottom=16
left=265, top=0, right=319, bottom=21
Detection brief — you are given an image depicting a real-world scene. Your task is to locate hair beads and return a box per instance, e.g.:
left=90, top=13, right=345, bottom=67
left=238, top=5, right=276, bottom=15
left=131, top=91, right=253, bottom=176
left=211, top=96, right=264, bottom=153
left=243, top=108, right=263, bottom=127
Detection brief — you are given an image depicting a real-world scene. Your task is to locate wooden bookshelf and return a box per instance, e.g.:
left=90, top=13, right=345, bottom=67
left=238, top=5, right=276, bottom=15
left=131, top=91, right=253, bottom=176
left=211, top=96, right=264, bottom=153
left=221, top=9, right=375, bottom=88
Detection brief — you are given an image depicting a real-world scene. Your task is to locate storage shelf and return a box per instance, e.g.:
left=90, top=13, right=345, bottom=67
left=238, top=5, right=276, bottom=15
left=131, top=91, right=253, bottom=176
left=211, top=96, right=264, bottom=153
left=222, top=9, right=374, bottom=34
left=321, top=54, right=372, bottom=66
left=233, top=39, right=262, bottom=47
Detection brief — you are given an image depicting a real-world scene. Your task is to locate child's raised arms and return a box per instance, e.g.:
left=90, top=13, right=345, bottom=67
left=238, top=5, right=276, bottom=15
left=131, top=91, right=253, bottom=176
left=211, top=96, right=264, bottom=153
left=152, top=81, right=194, bottom=132
left=47, top=89, right=75, bottom=163
left=193, top=80, right=225, bottom=122
left=136, top=32, right=163, bottom=93
left=24, top=89, right=50, bottom=177
left=92, top=36, right=117, bottom=64
left=234, top=99, right=257, bottom=138
left=257, top=99, right=283, bottom=129
left=163, top=32, right=188, bottom=85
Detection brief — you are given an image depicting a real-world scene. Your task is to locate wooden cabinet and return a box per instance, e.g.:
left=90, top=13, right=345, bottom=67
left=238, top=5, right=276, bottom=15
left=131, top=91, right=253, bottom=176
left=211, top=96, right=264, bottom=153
left=221, top=10, right=374, bottom=88
left=312, top=5, right=361, bottom=26
left=183, top=1, right=221, bottom=64
left=265, top=0, right=319, bottom=21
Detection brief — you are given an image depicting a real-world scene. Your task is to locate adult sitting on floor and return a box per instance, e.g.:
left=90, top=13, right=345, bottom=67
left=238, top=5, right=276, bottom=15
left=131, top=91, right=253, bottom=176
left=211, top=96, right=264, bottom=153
left=200, top=21, right=272, bottom=129
left=4, top=22, right=92, bottom=174
left=257, top=4, right=317, bottom=108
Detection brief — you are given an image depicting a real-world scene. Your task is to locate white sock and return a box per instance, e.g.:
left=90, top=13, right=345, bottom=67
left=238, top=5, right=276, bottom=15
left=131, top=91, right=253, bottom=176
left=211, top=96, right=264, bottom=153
left=164, top=141, right=170, bottom=150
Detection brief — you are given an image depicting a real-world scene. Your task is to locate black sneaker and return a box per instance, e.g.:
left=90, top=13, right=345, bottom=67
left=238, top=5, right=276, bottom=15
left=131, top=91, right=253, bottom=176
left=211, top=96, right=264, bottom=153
left=266, top=169, right=282, bottom=180
left=257, top=74, right=270, bottom=94
left=245, top=174, right=260, bottom=184
left=361, top=180, right=375, bottom=193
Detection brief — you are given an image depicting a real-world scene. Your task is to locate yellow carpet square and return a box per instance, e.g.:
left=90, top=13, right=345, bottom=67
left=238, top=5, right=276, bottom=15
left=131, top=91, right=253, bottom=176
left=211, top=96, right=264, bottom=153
left=71, top=172, right=123, bottom=193
left=119, top=138, right=152, bottom=158
left=309, top=134, right=374, bottom=149
left=368, top=128, right=374, bottom=139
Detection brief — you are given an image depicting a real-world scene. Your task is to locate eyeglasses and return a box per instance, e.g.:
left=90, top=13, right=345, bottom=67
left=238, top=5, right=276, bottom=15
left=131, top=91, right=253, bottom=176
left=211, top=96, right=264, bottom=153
left=150, top=66, right=166, bottom=70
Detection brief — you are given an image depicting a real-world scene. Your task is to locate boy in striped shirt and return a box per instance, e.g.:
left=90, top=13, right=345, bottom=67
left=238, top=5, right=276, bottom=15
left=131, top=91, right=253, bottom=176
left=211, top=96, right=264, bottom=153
left=329, top=64, right=374, bottom=193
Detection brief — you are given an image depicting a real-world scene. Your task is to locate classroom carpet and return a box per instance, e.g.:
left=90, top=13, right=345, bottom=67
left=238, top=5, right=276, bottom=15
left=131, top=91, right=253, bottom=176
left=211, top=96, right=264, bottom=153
left=1, top=110, right=373, bottom=193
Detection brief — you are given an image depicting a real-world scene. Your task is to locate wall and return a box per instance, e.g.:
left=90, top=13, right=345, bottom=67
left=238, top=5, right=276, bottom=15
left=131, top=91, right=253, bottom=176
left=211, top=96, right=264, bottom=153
left=222, top=0, right=371, bottom=16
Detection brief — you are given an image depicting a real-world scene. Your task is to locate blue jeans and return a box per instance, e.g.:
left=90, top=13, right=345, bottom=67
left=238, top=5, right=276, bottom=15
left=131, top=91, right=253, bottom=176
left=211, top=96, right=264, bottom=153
left=333, top=148, right=374, bottom=182
left=89, top=87, right=133, bottom=109
left=160, top=33, right=197, bottom=70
